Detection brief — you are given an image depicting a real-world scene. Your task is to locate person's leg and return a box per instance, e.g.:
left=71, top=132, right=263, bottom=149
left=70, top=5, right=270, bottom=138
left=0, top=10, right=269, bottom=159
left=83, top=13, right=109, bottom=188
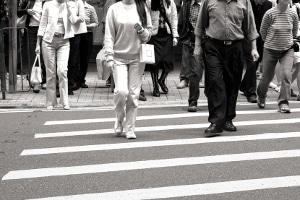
left=57, top=38, right=70, bottom=108
left=223, top=41, right=244, bottom=124
left=67, top=34, right=80, bottom=92
left=113, top=58, right=128, bottom=129
left=278, top=48, right=293, bottom=106
left=150, top=66, right=160, bottom=97
left=178, top=44, right=190, bottom=89
left=125, top=58, right=145, bottom=138
left=257, top=48, right=280, bottom=101
left=77, top=32, right=93, bottom=87
left=188, top=43, right=203, bottom=112
left=42, top=39, right=58, bottom=107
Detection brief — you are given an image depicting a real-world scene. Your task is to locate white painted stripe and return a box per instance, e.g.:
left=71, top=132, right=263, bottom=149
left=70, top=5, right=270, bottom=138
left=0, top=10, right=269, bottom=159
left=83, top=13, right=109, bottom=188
left=22, top=132, right=300, bottom=155
left=36, top=118, right=300, bottom=138
left=3, top=149, right=300, bottom=180
left=44, top=108, right=300, bottom=125
left=26, top=176, right=300, bottom=200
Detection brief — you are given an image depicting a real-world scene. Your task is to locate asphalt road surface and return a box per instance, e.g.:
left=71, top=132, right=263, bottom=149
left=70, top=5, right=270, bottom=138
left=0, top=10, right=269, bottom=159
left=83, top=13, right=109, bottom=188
left=1, top=100, right=300, bottom=200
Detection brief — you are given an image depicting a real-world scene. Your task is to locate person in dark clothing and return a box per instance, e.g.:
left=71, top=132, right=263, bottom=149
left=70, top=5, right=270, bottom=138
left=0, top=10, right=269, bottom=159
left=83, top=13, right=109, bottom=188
left=240, top=0, right=273, bottom=103
left=178, top=0, right=204, bottom=112
left=194, top=0, right=259, bottom=137
left=17, top=0, right=47, bottom=93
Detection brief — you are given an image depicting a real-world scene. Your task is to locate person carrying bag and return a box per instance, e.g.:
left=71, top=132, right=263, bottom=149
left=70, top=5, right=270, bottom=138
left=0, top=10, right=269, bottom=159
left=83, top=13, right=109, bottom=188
left=30, top=54, right=42, bottom=93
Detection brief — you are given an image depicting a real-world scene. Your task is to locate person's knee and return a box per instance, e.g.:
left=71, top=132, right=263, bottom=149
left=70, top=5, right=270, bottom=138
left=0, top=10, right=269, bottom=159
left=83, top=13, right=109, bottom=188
left=115, top=88, right=129, bottom=97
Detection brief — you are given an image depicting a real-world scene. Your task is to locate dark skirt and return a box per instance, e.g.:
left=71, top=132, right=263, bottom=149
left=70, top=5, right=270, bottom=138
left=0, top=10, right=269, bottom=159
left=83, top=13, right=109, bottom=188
left=145, top=30, right=173, bottom=73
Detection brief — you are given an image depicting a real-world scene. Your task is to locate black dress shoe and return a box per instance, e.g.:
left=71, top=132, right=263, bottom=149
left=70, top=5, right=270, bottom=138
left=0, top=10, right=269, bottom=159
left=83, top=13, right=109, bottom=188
left=81, top=83, right=88, bottom=88
left=68, top=90, right=74, bottom=95
left=247, top=95, right=257, bottom=103
left=204, top=123, right=223, bottom=137
left=70, top=83, right=80, bottom=91
left=56, top=91, right=60, bottom=98
left=223, top=121, right=237, bottom=131
left=291, top=89, right=298, bottom=97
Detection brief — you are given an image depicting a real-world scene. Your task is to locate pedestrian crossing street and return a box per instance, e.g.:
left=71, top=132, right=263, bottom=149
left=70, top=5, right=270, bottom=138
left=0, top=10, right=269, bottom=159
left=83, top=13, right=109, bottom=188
left=2, top=103, right=300, bottom=199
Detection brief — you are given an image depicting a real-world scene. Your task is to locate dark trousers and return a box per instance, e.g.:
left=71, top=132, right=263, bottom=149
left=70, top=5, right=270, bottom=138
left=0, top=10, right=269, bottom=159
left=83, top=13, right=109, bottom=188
left=182, top=43, right=204, bottom=106
left=76, top=32, right=93, bottom=84
left=67, top=34, right=81, bottom=87
left=240, top=39, right=262, bottom=98
left=203, top=38, right=244, bottom=126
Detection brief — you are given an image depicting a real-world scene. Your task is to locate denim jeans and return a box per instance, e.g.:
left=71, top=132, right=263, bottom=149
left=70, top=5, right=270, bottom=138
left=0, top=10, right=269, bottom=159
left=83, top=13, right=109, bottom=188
left=42, top=37, right=70, bottom=107
left=112, top=57, right=145, bottom=133
left=257, top=48, right=293, bottom=105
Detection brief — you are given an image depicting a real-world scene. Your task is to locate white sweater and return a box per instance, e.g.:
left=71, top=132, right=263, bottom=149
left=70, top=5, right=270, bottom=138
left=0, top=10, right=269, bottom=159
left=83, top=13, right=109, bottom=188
left=104, top=1, right=152, bottom=61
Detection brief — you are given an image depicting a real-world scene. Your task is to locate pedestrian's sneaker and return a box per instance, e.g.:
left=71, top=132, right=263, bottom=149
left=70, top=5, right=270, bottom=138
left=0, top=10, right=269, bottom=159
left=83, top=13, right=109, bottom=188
left=177, top=80, right=188, bottom=89
left=114, top=121, right=123, bottom=136
left=126, top=131, right=136, bottom=139
left=257, top=97, right=265, bottom=108
left=63, top=105, right=70, bottom=110
left=278, top=104, right=291, bottom=113
left=46, top=105, right=53, bottom=110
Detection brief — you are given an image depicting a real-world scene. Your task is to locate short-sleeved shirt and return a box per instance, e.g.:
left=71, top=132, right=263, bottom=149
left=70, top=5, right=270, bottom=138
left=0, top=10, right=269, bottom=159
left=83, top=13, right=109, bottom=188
left=195, top=0, right=259, bottom=41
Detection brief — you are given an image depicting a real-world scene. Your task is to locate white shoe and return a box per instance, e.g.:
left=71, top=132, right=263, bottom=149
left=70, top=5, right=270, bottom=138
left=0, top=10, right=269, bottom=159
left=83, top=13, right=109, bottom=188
left=269, top=82, right=277, bottom=89
left=177, top=80, right=188, bottom=89
left=114, top=121, right=123, bottom=136
left=126, top=131, right=136, bottom=139
left=63, top=105, right=70, bottom=110
left=46, top=106, right=53, bottom=110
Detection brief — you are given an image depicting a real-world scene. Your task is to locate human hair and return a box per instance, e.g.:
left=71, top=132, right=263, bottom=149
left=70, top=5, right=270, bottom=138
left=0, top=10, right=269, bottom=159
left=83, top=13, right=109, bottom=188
left=151, top=0, right=171, bottom=11
left=135, top=0, right=147, bottom=27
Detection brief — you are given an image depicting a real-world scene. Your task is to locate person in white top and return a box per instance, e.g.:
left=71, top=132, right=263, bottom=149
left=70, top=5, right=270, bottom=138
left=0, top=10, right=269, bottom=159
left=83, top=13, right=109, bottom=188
left=36, top=0, right=78, bottom=110
left=104, top=0, right=152, bottom=139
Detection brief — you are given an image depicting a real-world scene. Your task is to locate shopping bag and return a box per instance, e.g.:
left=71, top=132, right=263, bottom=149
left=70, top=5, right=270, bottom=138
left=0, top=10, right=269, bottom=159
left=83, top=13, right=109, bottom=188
left=17, top=14, right=27, bottom=28
left=96, top=48, right=111, bottom=80
left=30, top=54, right=42, bottom=85
left=139, top=43, right=155, bottom=64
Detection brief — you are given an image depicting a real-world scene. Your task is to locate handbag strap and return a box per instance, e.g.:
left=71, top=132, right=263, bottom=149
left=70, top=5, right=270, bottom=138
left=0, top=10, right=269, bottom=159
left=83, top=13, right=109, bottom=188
left=33, top=54, right=41, bottom=68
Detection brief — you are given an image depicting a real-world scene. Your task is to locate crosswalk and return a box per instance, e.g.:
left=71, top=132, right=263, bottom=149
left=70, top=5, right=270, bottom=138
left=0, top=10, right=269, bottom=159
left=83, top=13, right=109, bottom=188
left=2, top=104, right=300, bottom=199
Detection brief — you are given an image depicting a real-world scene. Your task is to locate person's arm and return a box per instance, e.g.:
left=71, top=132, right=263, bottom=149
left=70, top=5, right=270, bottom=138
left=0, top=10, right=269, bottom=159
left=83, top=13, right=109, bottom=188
left=136, top=3, right=152, bottom=43
left=86, top=5, right=98, bottom=30
left=104, top=7, right=116, bottom=68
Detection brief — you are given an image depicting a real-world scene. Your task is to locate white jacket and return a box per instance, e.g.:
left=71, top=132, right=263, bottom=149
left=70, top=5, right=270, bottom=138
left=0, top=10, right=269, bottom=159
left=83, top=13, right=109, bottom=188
left=150, top=0, right=179, bottom=37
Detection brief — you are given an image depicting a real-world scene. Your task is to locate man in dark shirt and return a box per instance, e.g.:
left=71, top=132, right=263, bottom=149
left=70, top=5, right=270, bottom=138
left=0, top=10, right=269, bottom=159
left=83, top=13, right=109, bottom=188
left=194, top=0, right=259, bottom=137
left=240, top=0, right=273, bottom=103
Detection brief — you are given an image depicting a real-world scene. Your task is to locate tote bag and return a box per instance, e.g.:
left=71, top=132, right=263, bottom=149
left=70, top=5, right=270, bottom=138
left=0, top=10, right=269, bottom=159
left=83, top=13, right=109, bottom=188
left=96, top=49, right=111, bottom=80
left=139, top=43, right=155, bottom=64
left=30, top=54, right=42, bottom=85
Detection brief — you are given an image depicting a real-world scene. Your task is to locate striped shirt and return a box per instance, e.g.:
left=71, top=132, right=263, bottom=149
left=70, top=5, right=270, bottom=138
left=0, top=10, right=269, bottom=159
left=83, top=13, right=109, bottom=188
left=83, top=1, right=98, bottom=32
left=260, top=7, right=299, bottom=50
left=189, top=0, right=200, bottom=29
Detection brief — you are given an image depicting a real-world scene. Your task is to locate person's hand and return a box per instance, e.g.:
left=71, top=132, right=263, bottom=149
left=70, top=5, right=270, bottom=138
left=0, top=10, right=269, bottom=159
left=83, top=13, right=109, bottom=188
left=134, top=23, right=143, bottom=32
left=173, top=37, right=178, bottom=46
left=27, top=9, right=35, bottom=16
left=251, top=49, right=259, bottom=62
left=106, top=60, right=114, bottom=69
left=78, top=16, right=84, bottom=23
left=194, top=46, right=202, bottom=62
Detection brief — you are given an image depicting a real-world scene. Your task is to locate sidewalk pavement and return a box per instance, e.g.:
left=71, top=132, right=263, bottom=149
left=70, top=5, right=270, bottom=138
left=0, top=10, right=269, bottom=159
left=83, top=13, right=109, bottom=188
left=0, top=64, right=298, bottom=109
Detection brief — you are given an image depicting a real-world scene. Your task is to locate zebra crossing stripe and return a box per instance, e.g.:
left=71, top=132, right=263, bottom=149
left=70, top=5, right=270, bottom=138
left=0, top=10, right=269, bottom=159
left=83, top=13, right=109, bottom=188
left=21, top=132, right=300, bottom=156
left=35, top=118, right=300, bottom=138
left=3, top=149, right=300, bottom=180
left=43, top=108, right=300, bottom=125
left=26, top=175, right=300, bottom=200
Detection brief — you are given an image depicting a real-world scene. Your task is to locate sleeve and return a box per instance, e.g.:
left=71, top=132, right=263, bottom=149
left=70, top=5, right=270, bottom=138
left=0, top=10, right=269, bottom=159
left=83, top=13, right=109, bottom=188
left=139, top=3, right=152, bottom=43
left=260, top=11, right=271, bottom=41
left=89, top=6, right=99, bottom=27
left=169, top=0, right=179, bottom=38
left=37, top=2, right=48, bottom=37
left=292, top=12, right=299, bottom=38
left=195, top=0, right=208, bottom=38
left=243, top=1, right=259, bottom=41
left=68, top=0, right=85, bottom=24
left=104, top=6, right=116, bottom=62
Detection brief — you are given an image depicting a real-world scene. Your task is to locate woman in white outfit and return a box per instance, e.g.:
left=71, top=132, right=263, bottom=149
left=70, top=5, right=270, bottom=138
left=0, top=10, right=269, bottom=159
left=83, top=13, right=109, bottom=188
left=36, top=0, right=78, bottom=110
left=104, top=0, right=152, bottom=139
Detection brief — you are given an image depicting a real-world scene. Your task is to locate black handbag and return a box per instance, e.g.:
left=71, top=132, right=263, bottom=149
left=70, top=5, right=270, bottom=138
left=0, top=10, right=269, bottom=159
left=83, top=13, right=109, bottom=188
left=293, top=40, right=300, bottom=52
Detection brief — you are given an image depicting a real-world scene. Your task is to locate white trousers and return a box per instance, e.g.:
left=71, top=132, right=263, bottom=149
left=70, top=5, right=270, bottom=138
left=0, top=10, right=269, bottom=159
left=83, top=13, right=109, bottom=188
left=42, top=37, right=70, bottom=107
left=112, top=58, right=145, bottom=133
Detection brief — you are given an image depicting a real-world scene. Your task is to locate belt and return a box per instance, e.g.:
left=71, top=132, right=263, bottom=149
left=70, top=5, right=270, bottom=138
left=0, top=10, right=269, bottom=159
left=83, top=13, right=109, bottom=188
left=54, top=32, right=64, bottom=38
left=210, top=38, right=240, bottom=46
